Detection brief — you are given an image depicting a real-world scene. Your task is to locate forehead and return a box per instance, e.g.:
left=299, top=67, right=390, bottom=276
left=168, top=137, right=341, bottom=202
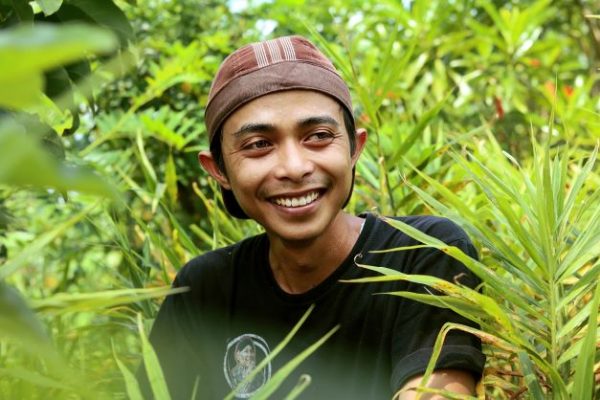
left=221, top=90, right=344, bottom=135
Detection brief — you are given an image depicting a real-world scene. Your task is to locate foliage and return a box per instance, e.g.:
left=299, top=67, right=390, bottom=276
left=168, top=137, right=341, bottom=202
left=1, top=0, right=599, bottom=399
left=347, top=133, right=599, bottom=398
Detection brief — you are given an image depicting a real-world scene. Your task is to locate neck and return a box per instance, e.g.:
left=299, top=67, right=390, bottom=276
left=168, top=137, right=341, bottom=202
left=268, top=212, right=364, bottom=294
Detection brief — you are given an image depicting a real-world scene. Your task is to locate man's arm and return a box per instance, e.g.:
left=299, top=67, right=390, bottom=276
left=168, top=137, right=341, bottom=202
left=396, top=369, right=476, bottom=400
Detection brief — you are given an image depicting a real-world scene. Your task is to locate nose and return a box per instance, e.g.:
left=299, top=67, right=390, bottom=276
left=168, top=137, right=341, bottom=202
left=273, top=140, right=314, bottom=182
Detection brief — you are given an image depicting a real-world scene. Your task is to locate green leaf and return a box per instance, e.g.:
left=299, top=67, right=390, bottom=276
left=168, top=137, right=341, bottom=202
left=518, top=351, right=545, bottom=400
left=114, top=347, right=144, bottom=400
left=37, top=0, right=63, bottom=16
left=0, top=282, right=61, bottom=364
left=251, top=325, right=339, bottom=400
left=571, top=282, right=600, bottom=400
left=0, top=23, right=117, bottom=109
left=0, top=367, right=71, bottom=390
left=0, top=123, right=118, bottom=198
left=282, top=375, right=312, bottom=400
left=225, top=305, right=316, bottom=400
left=67, top=0, right=133, bottom=43
left=30, top=286, right=188, bottom=315
left=138, top=314, right=171, bottom=400
left=0, top=203, right=96, bottom=279
left=391, top=94, right=449, bottom=165
left=165, top=151, right=178, bottom=206
left=10, top=0, right=33, bottom=21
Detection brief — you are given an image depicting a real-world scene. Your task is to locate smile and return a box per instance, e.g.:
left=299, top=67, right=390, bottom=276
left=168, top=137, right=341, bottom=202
left=271, top=191, right=320, bottom=208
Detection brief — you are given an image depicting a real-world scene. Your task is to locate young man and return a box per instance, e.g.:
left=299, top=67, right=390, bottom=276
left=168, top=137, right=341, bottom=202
left=144, top=36, right=484, bottom=399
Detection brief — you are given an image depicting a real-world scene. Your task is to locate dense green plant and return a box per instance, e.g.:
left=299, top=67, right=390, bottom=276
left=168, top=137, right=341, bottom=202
left=1, top=0, right=599, bottom=399
left=348, top=133, right=599, bottom=398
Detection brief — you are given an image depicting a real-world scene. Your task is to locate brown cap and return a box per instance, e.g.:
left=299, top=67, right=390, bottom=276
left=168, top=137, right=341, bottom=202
left=205, top=35, right=354, bottom=219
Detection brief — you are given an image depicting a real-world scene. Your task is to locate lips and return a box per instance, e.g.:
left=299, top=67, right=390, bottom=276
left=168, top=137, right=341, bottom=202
left=270, top=190, right=320, bottom=208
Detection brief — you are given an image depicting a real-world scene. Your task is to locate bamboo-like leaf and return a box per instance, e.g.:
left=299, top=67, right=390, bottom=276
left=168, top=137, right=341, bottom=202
left=518, top=351, right=548, bottom=400
left=557, top=263, right=600, bottom=311
left=449, top=152, right=548, bottom=277
left=347, top=261, right=521, bottom=343
left=556, top=296, right=594, bottom=341
left=138, top=314, right=171, bottom=400
left=391, top=94, right=450, bottom=165
left=0, top=202, right=97, bottom=279
left=136, top=129, right=157, bottom=184
left=165, top=151, right=178, bottom=206
left=380, top=217, right=545, bottom=322
left=571, top=282, right=600, bottom=400
left=556, top=202, right=600, bottom=281
left=381, top=291, right=487, bottom=326
left=251, top=325, right=339, bottom=400
left=162, top=206, right=201, bottom=255
left=403, top=160, right=546, bottom=293
left=282, top=374, right=312, bottom=400
left=30, top=286, right=187, bottom=315
left=114, top=347, right=144, bottom=400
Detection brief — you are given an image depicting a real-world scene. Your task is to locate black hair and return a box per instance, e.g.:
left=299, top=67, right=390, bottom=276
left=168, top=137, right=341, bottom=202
left=209, top=106, right=356, bottom=175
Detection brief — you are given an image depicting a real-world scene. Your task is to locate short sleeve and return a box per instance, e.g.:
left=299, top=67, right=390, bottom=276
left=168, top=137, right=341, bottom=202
left=390, top=236, right=485, bottom=391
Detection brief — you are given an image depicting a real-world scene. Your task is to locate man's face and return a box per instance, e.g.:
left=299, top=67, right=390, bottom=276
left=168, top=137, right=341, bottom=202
left=208, top=90, right=365, bottom=243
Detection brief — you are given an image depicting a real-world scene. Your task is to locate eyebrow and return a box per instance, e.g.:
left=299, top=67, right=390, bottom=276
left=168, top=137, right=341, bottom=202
left=231, top=115, right=340, bottom=139
left=297, top=116, right=340, bottom=129
left=232, top=123, right=275, bottom=139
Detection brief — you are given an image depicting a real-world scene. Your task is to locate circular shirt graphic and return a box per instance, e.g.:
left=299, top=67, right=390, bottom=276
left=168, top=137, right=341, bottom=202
left=223, top=334, right=271, bottom=398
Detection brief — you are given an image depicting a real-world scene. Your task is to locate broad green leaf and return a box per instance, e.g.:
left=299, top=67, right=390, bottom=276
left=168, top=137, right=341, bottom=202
left=9, top=0, right=34, bottom=21
left=0, top=23, right=117, bottom=108
left=68, top=0, right=133, bottom=43
left=36, top=0, right=62, bottom=16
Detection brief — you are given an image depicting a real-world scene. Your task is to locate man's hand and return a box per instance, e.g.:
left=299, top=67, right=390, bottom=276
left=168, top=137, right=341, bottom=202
left=395, top=369, right=476, bottom=399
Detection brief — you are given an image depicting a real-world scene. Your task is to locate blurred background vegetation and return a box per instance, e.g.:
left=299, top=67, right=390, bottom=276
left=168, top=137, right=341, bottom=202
left=0, top=0, right=598, bottom=398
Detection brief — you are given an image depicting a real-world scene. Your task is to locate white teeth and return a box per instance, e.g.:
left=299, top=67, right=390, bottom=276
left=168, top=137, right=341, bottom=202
left=273, top=191, right=319, bottom=208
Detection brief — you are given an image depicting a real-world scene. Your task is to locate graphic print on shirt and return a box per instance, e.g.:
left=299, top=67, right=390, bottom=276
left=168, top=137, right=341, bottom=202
left=223, top=333, right=271, bottom=398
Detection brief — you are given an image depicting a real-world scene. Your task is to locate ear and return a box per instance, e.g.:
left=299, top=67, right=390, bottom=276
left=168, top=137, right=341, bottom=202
left=198, top=151, right=231, bottom=190
left=351, top=128, right=367, bottom=166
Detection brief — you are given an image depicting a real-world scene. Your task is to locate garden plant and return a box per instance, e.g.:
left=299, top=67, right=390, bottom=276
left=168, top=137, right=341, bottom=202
left=0, top=0, right=598, bottom=399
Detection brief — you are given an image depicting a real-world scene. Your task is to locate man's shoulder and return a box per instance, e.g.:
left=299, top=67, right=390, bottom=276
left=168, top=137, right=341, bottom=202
left=360, top=213, right=474, bottom=254
left=387, top=214, right=471, bottom=244
left=174, top=233, right=267, bottom=288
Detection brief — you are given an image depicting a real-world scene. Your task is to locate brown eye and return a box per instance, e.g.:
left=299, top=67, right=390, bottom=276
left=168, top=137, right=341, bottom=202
left=244, top=139, right=271, bottom=150
left=306, top=131, right=335, bottom=143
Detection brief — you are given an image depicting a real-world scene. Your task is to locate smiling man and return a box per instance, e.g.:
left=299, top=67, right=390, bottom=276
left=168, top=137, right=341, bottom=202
left=143, top=36, right=485, bottom=399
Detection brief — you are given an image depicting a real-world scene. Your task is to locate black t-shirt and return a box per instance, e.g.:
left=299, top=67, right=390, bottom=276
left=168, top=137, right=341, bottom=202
left=144, top=214, right=485, bottom=399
